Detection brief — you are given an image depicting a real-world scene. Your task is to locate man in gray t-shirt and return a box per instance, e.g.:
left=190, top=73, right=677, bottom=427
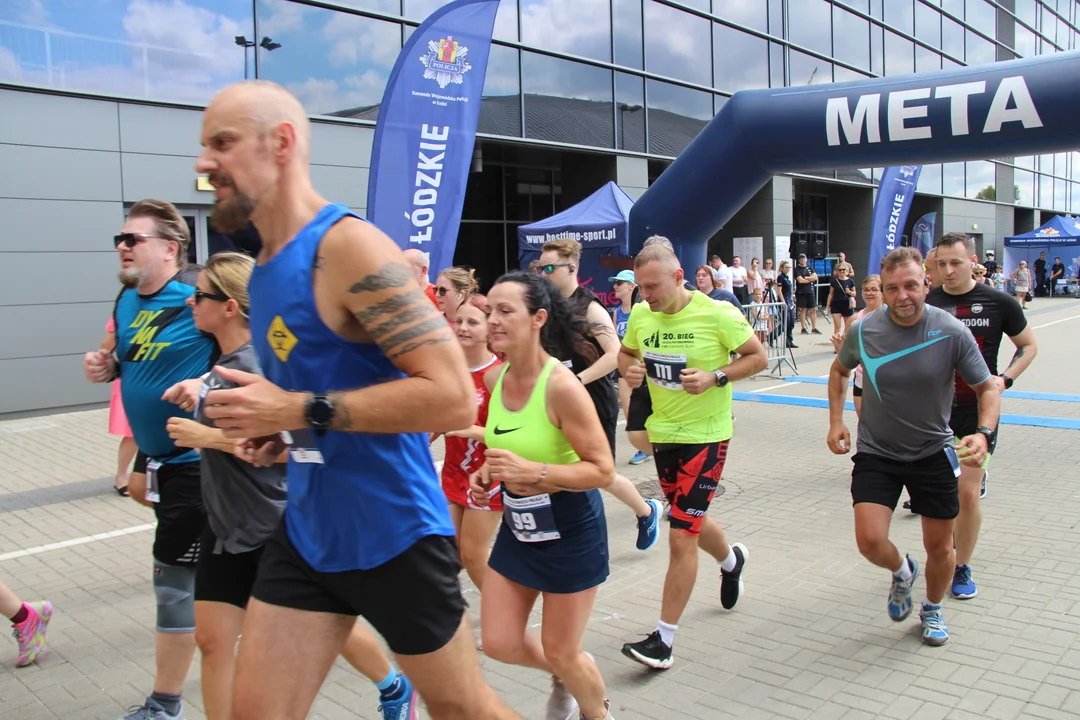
left=826, top=248, right=1000, bottom=649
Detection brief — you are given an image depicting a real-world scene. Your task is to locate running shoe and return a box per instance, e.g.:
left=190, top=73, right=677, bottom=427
left=628, top=450, right=651, bottom=465
left=720, top=543, right=748, bottom=610
left=13, top=600, right=52, bottom=667
left=887, top=555, right=918, bottom=622
left=636, top=499, right=662, bottom=551
left=119, top=699, right=182, bottom=720
left=378, top=673, right=417, bottom=720
left=621, top=631, right=674, bottom=670
left=980, top=469, right=988, bottom=499
left=546, top=676, right=579, bottom=720
left=580, top=699, right=613, bottom=720
left=801, top=328, right=809, bottom=335
left=811, top=328, right=823, bottom=335
left=951, top=564, right=977, bottom=600
left=919, top=602, right=950, bottom=646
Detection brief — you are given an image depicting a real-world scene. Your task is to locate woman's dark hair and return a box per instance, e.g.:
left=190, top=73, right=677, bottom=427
left=492, top=272, right=599, bottom=364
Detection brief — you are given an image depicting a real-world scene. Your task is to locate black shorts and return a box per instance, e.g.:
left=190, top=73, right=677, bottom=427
left=853, top=385, right=863, bottom=397
left=195, top=526, right=264, bottom=609
left=851, top=450, right=960, bottom=520
left=654, top=441, right=729, bottom=536
left=627, top=383, right=652, bottom=432
left=252, top=522, right=465, bottom=655
left=796, top=294, right=816, bottom=309
left=831, top=305, right=854, bottom=318
left=948, top=406, right=998, bottom=456
left=135, top=452, right=206, bottom=566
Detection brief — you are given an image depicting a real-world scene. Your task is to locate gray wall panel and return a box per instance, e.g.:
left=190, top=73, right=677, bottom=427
left=0, top=302, right=115, bottom=361
left=310, top=165, right=369, bottom=208
left=0, top=144, right=122, bottom=201
left=0, top=199, right=124, bottom=253
left=121, top=153, right=203, bottom=205
left=0, top=89, right=120, bottom=152
left=119, top=104, right=205, bottom=156
left=311, top=123, right=374, bottom=168
left=0, top=355, right=109, bottom=414
left=0, top=252, right=122, bottom=306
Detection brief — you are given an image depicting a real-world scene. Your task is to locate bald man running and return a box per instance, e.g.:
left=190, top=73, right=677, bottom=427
left=195, top=81, right=518, bottom=720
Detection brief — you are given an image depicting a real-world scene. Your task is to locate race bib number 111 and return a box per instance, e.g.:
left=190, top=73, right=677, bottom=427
left=644, top=350, right=688, bottom=391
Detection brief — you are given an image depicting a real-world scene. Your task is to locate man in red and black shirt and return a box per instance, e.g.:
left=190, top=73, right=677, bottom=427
left=928, top=232, right=1038, bottom=600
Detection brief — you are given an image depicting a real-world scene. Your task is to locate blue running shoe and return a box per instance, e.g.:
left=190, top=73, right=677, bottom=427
left=629, top=450, right=651, bottom=465
left=951, top=564, right=977, bottom=599
left=920, top=602, right=950, bottom=646
left=636, top=499, right=662, bottom=550
left=378, top=674, right=417, bottom=720
left=887, top=556, right=918, bottom=621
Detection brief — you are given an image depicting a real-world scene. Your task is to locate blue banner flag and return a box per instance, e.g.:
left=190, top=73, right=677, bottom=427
left=366, top=0, right=499, bottom=274
left=911, top=211, right=937, bottom=257
left=867, top=165, right=922, bottom=275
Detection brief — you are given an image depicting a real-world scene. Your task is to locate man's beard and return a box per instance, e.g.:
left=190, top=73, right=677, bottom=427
left=210, top=189, right=257, bottom=234
left=118, top=268, right=140, bottom=288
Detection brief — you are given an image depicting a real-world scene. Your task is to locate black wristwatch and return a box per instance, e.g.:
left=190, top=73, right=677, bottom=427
left=1000, top=374, right=1014, bottom=389
left=713, top=370, right=729, bottom=388
left=305, top=395, right=336, bottom=436
left=975, top=425, right=996, bottom=445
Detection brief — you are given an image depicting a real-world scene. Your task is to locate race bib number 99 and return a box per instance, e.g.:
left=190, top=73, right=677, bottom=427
left=644, top=350, right=688, bottom=391
left=502, top=493, right=560, bottom=542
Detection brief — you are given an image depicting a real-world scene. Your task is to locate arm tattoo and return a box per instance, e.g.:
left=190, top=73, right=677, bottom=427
left=328, top=392, right=353, bottom=430
left=387, top=336, right=453, bottom=360
left=1005, top=346, right=1024, bottom=371
left=378, top=316, right=452, bottom=356
left=347, top=263, right=411, bottom=294
left=354, top=290, right=426, bottom=326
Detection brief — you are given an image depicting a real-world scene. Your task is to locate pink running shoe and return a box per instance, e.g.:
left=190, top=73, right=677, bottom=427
left=13, top=600, right=52, bottom=667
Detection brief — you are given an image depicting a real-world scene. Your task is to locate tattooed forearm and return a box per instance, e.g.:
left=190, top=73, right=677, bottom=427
left=1005, top=346, right=1024, bottom=371
left=328, top=392, right=353, bottom=430
left=347, top=263, right=411, bottom=294
left=354, top=290, right=426, bottom=326
left=387, top=336, right=453, bottom=360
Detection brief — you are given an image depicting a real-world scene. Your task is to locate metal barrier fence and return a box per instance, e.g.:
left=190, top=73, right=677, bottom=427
left=741, top=300, right=797, bottom=377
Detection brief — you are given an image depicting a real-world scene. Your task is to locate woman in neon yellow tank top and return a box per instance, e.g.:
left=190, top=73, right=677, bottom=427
left=469, top=272, right=616, bottom=720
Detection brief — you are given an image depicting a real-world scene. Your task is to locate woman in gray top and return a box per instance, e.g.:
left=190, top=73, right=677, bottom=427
left=163, top=253, right=417, bottom=720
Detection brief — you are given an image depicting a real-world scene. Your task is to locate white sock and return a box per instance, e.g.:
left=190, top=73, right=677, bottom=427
left=923, top=597, right=940, bottom=609
left=656, top=620, right=677, bottom=647
left=893, top=556, right=913, bottom=581
left=719, top=547, right=737, bottom=573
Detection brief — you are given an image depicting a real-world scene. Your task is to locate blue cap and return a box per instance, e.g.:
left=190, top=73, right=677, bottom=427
left=608, top=270, right=636, bottom=284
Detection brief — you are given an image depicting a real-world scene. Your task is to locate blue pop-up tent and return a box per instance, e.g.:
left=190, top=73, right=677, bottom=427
left=518, top=181, right=634, bottom=306
left=1004, top=215, right=1080, bottom=290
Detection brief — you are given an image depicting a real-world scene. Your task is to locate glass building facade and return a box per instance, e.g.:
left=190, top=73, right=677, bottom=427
left=1, top=0, right=1078, bottom=212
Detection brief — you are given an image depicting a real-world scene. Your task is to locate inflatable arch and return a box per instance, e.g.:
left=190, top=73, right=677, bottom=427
left=629, top=51, right=1080, bottom=267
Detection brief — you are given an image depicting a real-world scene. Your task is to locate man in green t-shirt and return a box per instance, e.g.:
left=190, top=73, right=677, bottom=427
left=618, top=244, right=768, bottom=670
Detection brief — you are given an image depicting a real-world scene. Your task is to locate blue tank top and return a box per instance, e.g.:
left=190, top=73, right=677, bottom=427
left=614, top=305, right=632, bottom=340
left=114, top=272, right=215, bottom=464
left=247, top=203, right=454, bottom=572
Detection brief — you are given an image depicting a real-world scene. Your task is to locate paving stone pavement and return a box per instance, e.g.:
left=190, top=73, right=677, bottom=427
left=2, top=299, right=1080, bottom=719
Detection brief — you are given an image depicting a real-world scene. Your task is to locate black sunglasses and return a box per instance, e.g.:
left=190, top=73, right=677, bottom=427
left=113, top=232, right=169, bottom=249
left=541, top=263, right=573, bottom=275
left=193, top=290, right=230, bottom=304
left=436, top=286, right=451, bottom=297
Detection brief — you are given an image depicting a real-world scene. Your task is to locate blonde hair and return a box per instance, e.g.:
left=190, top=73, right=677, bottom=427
left=438, top=266, right=479, bottom=296
left=128, top=199, right=190, bottom=267
left=203, top=252, right=255, bottom=320
left=541, top=237, right=582, bottom=264
left=862, top=274, right=882, bottom=290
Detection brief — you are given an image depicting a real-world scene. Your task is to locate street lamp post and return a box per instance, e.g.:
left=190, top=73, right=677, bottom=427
left=235, top=36, right=281, bottom=80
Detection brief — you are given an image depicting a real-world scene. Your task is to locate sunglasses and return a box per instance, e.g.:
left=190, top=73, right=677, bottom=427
left=113, top=232, right=168, bottom=249
left=193, top=290, right=230, bottom=304
left=436, top=286, right=452, bottom=297
left=540, top=263, right=572, bottom=275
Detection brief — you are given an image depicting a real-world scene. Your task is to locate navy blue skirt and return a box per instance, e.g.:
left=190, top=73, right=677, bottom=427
left=488, top=488, right=608, bottom=594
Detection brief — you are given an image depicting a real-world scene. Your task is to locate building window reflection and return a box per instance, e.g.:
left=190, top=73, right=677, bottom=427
left=615, top=72, right=645, bottom=153
left=646, top=80, right=710, bottom=157
left=714, top=24, right=769, bottom=93
left=644, top=1, right=711, bottom=86
left=522, top=52, right=613, bottom=149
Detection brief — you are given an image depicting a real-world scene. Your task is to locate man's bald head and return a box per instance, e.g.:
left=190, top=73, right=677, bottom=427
left=403, top=248, right=430, bottom=285
left=196, top=81, right=314, bottom=232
